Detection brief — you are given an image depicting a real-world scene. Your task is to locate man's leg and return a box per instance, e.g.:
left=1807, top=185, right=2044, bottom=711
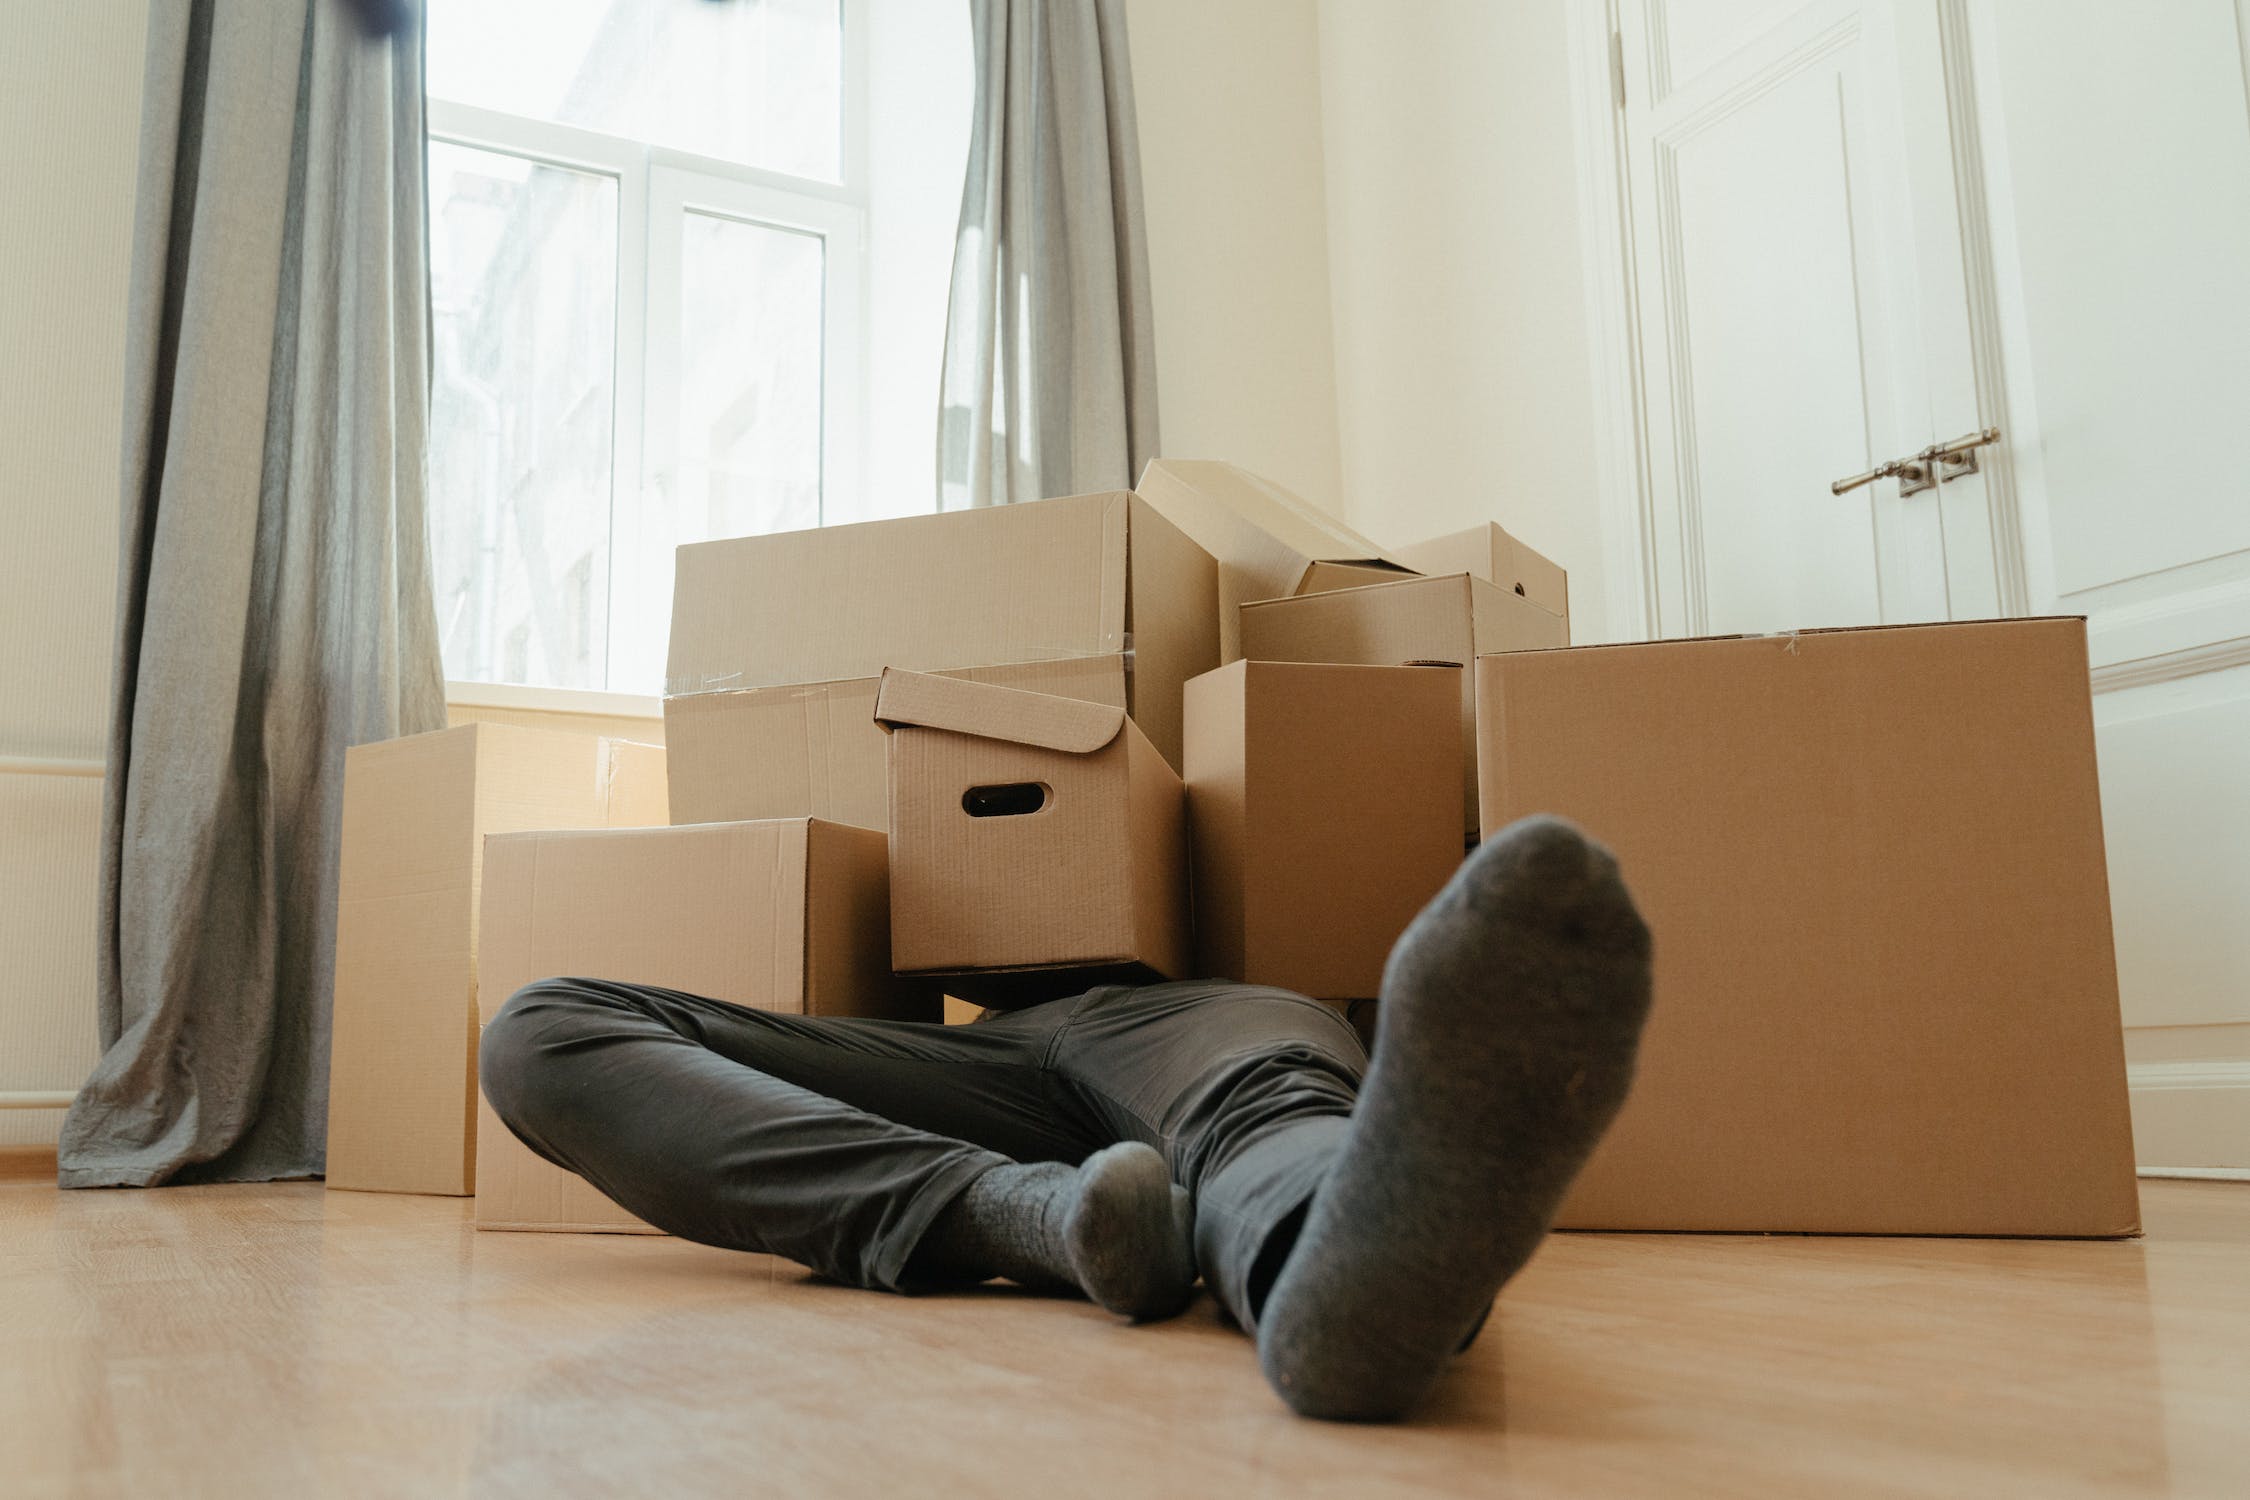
left=1258, top=815, right=1651, bottom=1419
left=1052, top=815, right=1653, bottom=1422
left=478, top=979, right=1190, bottom=1314
left=1038, top=979, right=1367, bottom=1336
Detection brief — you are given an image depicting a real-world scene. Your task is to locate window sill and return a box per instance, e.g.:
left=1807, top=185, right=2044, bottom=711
left=445, top=679, right=662, bottom=720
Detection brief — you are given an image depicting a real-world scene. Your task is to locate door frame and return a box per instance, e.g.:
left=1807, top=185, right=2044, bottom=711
left=1563, top=0, right=2032, bottom=646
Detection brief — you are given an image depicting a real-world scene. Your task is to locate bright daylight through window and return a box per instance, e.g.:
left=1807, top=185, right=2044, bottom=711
left=424, top=0, right=860, bottom=696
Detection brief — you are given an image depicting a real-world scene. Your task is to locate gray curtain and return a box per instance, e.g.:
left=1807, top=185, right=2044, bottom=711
left=938, top=0, right=1158, bottom=509
left=59, top=0, right=446, bottom=1188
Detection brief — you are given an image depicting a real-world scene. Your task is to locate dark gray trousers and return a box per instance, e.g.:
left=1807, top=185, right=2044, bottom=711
left=478, top=979, right=1369, bottom=1331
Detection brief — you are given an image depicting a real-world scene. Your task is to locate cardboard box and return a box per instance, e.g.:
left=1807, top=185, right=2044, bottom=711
left=876, top=668, right=1189, bottom=999
left=1394, top=521, right=1569, bottom=625
left=665, top=490, right=1216, bottom=769
left=1239, top=572, right=1568, bottom=830
left=1134, top=458, right=1415, bottom=660
left=664, top=656, right=1127, bottom=831
left=474, top=818, right=937, bottom=1231
left=1184, top=662, right=1460, bottom=998
left=1475, top=619, right=2140, bottom=1237
left=325, top=726, right=668, bottom=1198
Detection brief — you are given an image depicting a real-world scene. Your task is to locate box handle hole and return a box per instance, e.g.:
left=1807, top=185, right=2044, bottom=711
left=962, top=782, right=1050, bottom=818
left=1515, top=582, right=1527, bottom=596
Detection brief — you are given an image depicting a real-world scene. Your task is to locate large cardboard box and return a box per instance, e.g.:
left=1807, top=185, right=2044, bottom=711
left=1184, top=662, right=1460, bottom=999
left=1134, top=458, right=1415, bottom=661
left=665, top=490, right=1216, bottom=769
left=876, top=668, right=1189, bottom=999
left=664, top=656, right=1127, bottom=831
left=1394, top=521, right=1569, bottom=626
left=1240, top=572, right=1568, bottom=831
left=474, top=818, right=936, bottom=1232
left=1475, top=619, right=2140, bottom=1237
left=326, top=726, right=668, bottom=1198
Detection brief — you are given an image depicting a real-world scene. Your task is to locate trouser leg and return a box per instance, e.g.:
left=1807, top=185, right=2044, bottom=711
left=477, top=977, right=1105, bottom=1291
left=1041, top=981, right=1369, bottom=1333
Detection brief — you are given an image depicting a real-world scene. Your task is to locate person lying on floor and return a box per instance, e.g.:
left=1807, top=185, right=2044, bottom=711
left=477, top=815, right=1654, bottom=1423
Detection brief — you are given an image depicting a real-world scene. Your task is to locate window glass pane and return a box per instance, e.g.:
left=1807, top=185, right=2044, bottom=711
left=427, top=140, right=618, bottom=690
left=676, top=211, right=826, bottom=541
left=427, top=0, right=843, bottom=183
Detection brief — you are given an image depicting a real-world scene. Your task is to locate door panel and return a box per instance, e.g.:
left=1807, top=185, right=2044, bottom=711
left=1670, top=64, right=1884, bottom=633
left=1621, top=0, right=1958, bottom=637
left=1649, top=0, right=1804, bottom=94
left=1964, top=0, right=2250, bottom=1166
left=1975, top=0, right=2250, bottom=657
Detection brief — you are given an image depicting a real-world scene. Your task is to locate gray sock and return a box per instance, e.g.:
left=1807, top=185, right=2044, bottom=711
left=1256, top=815, right=1654, bottom=1421
left=919, top=1142, right=1198, bottom=1322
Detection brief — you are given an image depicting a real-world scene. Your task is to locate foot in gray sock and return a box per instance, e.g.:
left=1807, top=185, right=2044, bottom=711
left=919, top=1142, right=1198, bottom=1322
left=1256, top=814, right=1654, bottom=1421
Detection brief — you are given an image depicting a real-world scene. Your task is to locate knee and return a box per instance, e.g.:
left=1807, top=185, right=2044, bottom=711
left=477, top=977, right=599, bottom=1125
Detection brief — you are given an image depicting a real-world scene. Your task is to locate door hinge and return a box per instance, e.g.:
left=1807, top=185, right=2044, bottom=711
left=1611, top=30, right=1627, bottom=110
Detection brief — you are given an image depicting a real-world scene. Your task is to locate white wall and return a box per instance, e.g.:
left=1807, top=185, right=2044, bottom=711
left=0, top=0, right=148, bottom=1146
left=1315, top=0, right=1612, bottom=636
left=1126, top=0, right=1347, bottom=516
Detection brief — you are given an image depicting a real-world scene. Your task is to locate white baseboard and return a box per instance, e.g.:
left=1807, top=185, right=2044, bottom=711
left=2128, top=1060, right=2250, bottom=1174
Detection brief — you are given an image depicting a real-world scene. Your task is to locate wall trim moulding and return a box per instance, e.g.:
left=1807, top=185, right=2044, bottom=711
left=2126, top=1059, right=2250, bottom=1175
left=2090, top=634, right=2250, bottom=695
left=0, top=756, right=103, bottom=779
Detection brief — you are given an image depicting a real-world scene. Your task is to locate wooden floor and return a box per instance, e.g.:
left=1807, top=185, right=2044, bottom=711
left=2, top=1164, right=2244, bottom=1499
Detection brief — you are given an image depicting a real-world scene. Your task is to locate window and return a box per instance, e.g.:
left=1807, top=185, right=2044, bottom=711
left=425, top=0, right=873, bottom=695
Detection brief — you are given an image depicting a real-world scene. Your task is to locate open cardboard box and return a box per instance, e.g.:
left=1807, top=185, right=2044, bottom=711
left=1134, top=458, right=1417, bottom=660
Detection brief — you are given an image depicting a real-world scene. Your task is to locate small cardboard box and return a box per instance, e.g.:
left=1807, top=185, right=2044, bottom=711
left=1394, top=521, right=1569, bottom=626
left=664, top=656, right=1128, bottom=831
left=1184, top=661, right=1460, bottom=999
left=876, top=668, right=1190, bottom=999
left=1475, top=618, right=2140, bottom=1237
left=325, top=726, right=667, bottom=1199
left=474, top=818, right=936, bottom=1232
left=1134, top=458, right=1416, bottom=660
left=665, top=489, right=1216, bottom=769
left=1239, top=572, right=1568, bottom=831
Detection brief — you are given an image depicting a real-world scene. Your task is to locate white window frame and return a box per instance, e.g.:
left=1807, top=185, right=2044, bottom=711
left=427, top=0, right=870, bottom=702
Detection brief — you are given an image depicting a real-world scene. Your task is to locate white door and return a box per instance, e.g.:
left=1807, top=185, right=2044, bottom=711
left=1614, top=0, right=2001, bottom=637
left=1964, top=0, right=2250, bottom=1172
left=1604, top=0, right=2250, bottom=1170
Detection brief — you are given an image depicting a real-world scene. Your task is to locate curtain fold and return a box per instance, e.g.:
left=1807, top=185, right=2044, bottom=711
left=60, top=0, right=446, bottom=1188
left=938, top=0, right=1158, bottom=509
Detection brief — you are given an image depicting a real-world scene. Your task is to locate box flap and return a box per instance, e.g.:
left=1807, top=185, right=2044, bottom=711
left=874, top=667, right=1127, bottom=755
left=1137, top=458, right=1411, bottom=569
left=664, top=657, right=1130, bottom=830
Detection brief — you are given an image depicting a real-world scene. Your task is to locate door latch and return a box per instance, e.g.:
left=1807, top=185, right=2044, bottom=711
left=1832, top=427, right=2001, bottom=496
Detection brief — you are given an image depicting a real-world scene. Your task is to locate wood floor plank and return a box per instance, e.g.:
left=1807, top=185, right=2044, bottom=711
left=1, top=1178, right=2243, bottom=1498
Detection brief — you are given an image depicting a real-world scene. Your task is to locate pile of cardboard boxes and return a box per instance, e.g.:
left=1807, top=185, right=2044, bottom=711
left=327, top=459, right=2140, bottom=1242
